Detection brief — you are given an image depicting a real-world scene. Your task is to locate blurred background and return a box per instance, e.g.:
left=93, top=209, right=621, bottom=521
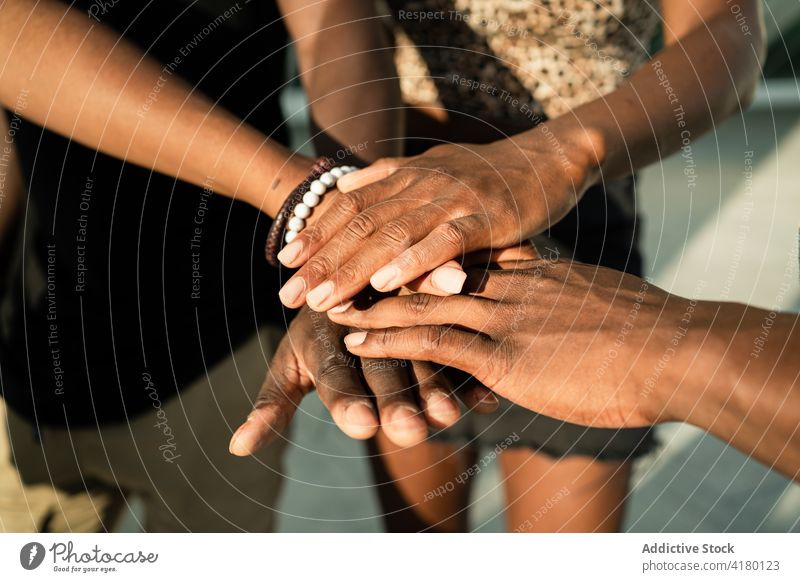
left=112, top=0, right=800, bottom=533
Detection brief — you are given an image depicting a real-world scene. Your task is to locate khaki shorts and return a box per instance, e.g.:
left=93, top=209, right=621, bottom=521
left=0, top=325, right=286, bottom=532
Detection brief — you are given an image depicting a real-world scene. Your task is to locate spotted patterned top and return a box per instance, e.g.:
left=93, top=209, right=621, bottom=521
left=387, top=0, right=661, bottom=122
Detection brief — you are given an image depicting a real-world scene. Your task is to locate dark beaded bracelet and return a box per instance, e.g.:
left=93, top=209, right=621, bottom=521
left=264, top=156, right=333, bottom=267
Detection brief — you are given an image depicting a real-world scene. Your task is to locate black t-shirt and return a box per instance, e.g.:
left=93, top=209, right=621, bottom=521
left=0, top=0, right=290, bottom=426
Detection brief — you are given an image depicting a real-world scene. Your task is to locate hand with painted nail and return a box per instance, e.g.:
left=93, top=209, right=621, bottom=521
left=275, top=135, right=594, bottom=311
left=331, top=258, right=687, bottom=430
left=229, top=306, right=498, bottom=456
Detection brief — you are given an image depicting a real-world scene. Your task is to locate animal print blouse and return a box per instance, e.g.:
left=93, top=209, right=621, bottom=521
left=386, top=0, right=661, bottom=122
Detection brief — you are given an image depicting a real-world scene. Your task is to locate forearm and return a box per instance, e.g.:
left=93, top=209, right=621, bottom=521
left=281, top=0, right=403, bottom=162
left=517, top=2, right=764, bottom=189
left=660, top=303, right=800, bottom=480
left=0, top=109, right=23, bottom=284
left=0, top=0, right=307, bottom=217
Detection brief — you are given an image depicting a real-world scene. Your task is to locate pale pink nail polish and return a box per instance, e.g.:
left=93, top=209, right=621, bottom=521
left=328, top=300, right=353, bottom=314
left=306, top=281, right=334, bottom=308
left=344, top=332, right=367, bottom=347
left=277, top=241, right=303, bottom=265
left=432, top=266, right=467, bottom=294
left=371, top=266, right=401, bottom=291
left=278, top=277, right=306, bottom=305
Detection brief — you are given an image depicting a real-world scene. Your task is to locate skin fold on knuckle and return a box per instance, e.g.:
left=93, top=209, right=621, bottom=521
left=421, top=326, right=446, bottom=353
left=315, top=362, right=361, bottom=404
left=378, top=218, right=414, bottom=247
left=435, top=220, right=467, bottom=252
left=330, top=262, right=372, bottom=294
left=405, top=292, right=434, bottom=318
left=336, top=191, right=366, bottom=217
left=483, top=339, right=514, bottom=388
left=362, top=357, right=407, bottom=382
left=296, top=224, right=326, bottom=254
left=302, top=254, right=337, bottom=284
left=343, top=210, right=381, bottom=242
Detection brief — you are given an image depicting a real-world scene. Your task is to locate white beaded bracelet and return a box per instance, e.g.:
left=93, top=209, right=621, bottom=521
left=283, top=165, right=357, bottom=244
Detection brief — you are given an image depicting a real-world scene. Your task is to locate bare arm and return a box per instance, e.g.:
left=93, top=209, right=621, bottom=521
left=0, top=0, right=311, bottom=217
left=663, top=304, right=800, bottom=480
left=0, top=108, right=23, bottom=286
left=545, top=0, right=766, bottom=185
left=278, top=0, right=403, bottom=162
left=330, top=262, right=800, bottom=481
left=274, top=0, right=767, bottom=312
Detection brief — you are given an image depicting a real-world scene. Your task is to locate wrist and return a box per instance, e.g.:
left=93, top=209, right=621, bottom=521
left=529, top=116, right=607, bottom=193
left=643, top=300, right=741, bottom=425
left=240, top=153, right=315, bottom=218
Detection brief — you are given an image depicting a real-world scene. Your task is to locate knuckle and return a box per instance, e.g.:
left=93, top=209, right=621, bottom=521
left=424, top=165, right=451, bottom=181
left=343, top=211, right=380, bottom=241
left=422, top=326, right=445, bottom=352
left=336, top=192, right=365, bottom=216
left=421, top=169, right=453, bottom=191
left=333, top=262, right=365, bottom=287
left=399, top=244, right=429, bottom=270
left=316, top=362, right=356, bottom=394
left=376, top=328, right=398, bottom=350
left=436, top=220, right=466, bottom=249
left=362, top=357, right=405, bottom=379
left=304, top=254, right=337, bottom=282
left=379, top=219, right=413, bottom=247
left=300, top=226, right=325, bottom=248
left=485, top=341, right=514, bottom=386
left=405, top=292, right=433, bottom=316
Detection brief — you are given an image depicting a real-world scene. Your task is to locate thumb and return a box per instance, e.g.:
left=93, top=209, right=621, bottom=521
left=229, top=340, right=309, bottom=456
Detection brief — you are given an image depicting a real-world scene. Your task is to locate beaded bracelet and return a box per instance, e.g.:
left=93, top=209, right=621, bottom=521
left=264, top=157, right=357, bottom=267
left=284, top=164, right=357, bottom=244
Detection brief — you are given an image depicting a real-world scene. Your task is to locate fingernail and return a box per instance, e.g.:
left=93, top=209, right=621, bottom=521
left=278, top=277, right=306, bottom=305
left=306, top=281, right=334, bottom=308
left=277, top=241, right=303, bottom=265
left=228, top=423, right=248, bottom=455
left=328, top=300, right=353, bottom=314
left=344, top=331, right=367, bottom=348
left=371, top=265, right=401, bottom=291
left=432, top=266, right=467, bottom=295
left=425, top=390, right=458, bottom=419
left=478, top=390, right=499, bottom=406
left=387, top=405, right=427, bottom=445
left=344, top=401, right=375, bottom=427
left=390, top=405, right=420, bottom=424
left=336, top=170, right=360, bottom=192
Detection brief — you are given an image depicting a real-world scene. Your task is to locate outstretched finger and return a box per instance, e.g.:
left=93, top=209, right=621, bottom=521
left=343, top=326, right=508, bottom=389
left=328, top=293, right=498, bottom=333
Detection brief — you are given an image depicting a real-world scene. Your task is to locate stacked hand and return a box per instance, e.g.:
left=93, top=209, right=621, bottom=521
left=229, top=246, right=539, bottom=455
left=275, top=134, right=594, bottom=312
left=233, top=128, right=598, bottom=454
left=229, top=304, right=500, bottom=455
left=328, top=258, right=701, bottom=429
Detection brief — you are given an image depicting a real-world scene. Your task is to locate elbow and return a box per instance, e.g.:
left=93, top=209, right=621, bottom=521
left=736, top=5, right=767, bottom=114
left=737, top=78, right=758, bottom=114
